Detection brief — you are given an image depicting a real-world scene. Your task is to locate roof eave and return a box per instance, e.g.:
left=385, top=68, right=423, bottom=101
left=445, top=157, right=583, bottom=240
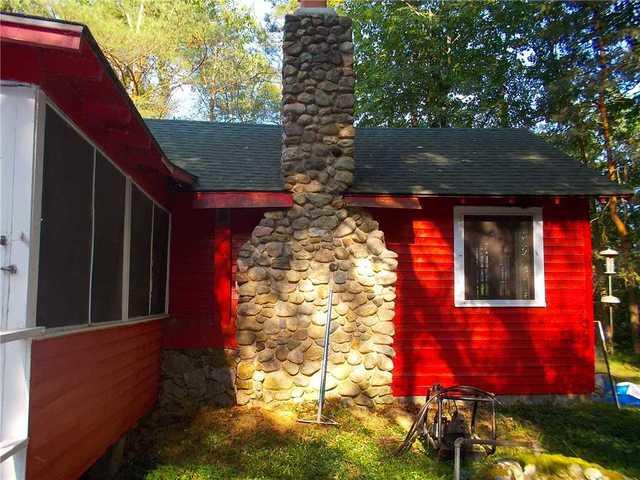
left=0, top=12, right=196, bottom=186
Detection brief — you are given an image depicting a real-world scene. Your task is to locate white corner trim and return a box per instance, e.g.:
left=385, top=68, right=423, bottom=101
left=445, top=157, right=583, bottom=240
left=0, top=327, right=44, bottom=344
left=0, top=438, right=28, bottom=463
left=453, top=206, right=546, bottom=308
left=0, top=84, right=39, bottom=480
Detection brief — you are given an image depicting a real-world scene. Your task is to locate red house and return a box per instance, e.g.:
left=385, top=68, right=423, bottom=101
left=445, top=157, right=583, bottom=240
left=0, top=4, right=632, bottom=480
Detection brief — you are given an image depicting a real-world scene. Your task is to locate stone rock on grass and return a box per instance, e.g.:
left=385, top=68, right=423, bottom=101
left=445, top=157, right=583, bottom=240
left=583, top=467, right=605, bottom=480
left=567, top=464, right=585, bottom=479
left=522, top=465, right=536, bottom=480
left=487, top=460, right=524, bottom=480
left=354, top=393, right=374, bottom=407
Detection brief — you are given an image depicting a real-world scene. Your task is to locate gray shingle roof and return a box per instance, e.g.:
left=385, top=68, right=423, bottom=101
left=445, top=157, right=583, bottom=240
left=146, top=119, right=631, bottom=196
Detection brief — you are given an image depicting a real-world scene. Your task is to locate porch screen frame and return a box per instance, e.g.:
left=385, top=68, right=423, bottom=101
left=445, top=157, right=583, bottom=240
left=453, top=206, right=545, bottom=308
left=32, top=93, right=171, bottom=333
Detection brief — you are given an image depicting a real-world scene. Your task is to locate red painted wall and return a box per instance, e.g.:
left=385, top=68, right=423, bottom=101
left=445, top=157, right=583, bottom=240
left=165, top=194, right=265, bottom=348
left=167, top=196, right=595, bottom=396
left=376, top=197, right=594, bottom=396
left=27, top=320, right=163, bottom=480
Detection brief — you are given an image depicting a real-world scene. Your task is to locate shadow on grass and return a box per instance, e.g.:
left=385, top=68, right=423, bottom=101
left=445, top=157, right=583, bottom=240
left=117, top=403, right=452, bottom=480
left=500, top=402, right=640, bottom=479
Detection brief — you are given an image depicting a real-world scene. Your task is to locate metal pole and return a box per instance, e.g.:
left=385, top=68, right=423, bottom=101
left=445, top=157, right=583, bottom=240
left=596, top=320, right=620, bottom=409
left=454, top=438, right=463, bottom=480
left=298, top=264, right=338, bottom=426
left=453, top=438, right=544, bottom=480
left=609, top=306, right=614, bottom=354
left=608, top=275, right=614, bottom=354
left=316, top=286, right=334, bottom=423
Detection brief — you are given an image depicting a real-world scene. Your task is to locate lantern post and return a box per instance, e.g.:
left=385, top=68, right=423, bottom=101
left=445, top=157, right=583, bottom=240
left=600, top=248, right=620, bottom=353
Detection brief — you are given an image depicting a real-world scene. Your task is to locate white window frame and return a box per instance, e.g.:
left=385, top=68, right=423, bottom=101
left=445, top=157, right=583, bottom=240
left=453, top=206, right=546, bottom=308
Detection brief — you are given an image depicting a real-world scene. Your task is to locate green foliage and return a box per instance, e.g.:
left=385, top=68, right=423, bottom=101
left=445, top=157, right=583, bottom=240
left=344, top=0, right=541, bottom=128
left=186, top=2, right=280, bottom=123
left=3, top=0, right=280, bottom=121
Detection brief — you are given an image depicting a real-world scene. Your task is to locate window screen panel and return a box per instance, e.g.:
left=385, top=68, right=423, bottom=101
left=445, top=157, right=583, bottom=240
left=91, top=152, right=126, bottom=323
left=128, top=185, right=153, bottom=317
left=36, top=106, right=93, bottom=328
left=150, top=206, right=169, bottom=314
left=463, top=215, right=534, bottom=300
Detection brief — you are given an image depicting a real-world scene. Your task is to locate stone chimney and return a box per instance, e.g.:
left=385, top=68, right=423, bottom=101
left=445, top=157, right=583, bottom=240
left=281, top=4, right=355, bottom=194
left=235, top=4, right=397, bottom=407
left=299, top=0, right=329, bottom=8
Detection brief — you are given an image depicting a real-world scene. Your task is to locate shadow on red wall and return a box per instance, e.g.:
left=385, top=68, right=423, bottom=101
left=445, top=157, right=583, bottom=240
left=376, top=197, right=595, bottom=398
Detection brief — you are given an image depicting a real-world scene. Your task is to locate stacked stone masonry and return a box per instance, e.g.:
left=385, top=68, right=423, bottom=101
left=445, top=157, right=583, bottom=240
left=235, top=11, right=398, bottom=407
left=281, top=13, right=355, bottom=194
left=160, top=349, right=237, bottom=414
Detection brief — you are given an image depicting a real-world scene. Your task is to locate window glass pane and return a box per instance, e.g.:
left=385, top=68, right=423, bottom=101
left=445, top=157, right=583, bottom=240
left=128, top=185, right=152, bottom=317
left=36, top=107, right=93, bottom=328
left=150, top=206, right=169, bottom=314
left=464, top=215, right=533, bottom=300
left=91, top=152, right=126, bottom=323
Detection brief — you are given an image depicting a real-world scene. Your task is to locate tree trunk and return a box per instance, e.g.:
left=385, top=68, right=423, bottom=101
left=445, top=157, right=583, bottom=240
left=593, top=7, right=639, bottom=352
left=630, top=288, right=640, bottom=354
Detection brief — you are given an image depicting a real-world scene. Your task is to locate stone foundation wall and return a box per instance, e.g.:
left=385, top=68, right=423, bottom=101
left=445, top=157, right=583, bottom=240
left=159, top=349, right=237, bottom=414
left=234, top=10, right=398, bottom=407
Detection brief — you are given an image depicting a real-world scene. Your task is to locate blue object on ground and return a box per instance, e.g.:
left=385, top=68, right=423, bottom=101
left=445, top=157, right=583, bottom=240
left=616, top=382, right=640, bottom=407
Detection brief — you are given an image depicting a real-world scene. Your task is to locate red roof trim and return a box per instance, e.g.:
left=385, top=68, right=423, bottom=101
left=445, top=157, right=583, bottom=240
left=0, top=16, right=82, bottom=51
left=192, top=192, right=426, bottom=210
left=193, top=192, right=293, bottom=209
left=345, top=195, right=423, bottom=209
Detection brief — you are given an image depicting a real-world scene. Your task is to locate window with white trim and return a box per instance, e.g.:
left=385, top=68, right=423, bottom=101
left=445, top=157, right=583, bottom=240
left=453, top=206, right=545, bottom=307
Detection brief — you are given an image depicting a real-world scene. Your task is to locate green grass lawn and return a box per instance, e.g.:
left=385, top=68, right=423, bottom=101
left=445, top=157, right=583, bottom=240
left=610, top=351, right=640, bottom=384
left=118, top=398, right=639, bottom=480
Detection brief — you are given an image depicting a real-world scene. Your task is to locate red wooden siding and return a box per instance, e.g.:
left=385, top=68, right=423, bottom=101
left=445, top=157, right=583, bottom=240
left=27, top=320, right=163, bottom=480
left=376, top=197, right=595, bottom=396
left=166, top=195, right=265, bottom=348
left=214, top=210, right=234, bottom=347
left=166, top=196, right=595, bottom=396
left=165, top=193, right=218, bottom=348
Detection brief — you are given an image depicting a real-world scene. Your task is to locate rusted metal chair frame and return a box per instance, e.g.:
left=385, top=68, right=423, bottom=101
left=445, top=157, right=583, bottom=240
left=397, top=384, right=499, bottom=456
